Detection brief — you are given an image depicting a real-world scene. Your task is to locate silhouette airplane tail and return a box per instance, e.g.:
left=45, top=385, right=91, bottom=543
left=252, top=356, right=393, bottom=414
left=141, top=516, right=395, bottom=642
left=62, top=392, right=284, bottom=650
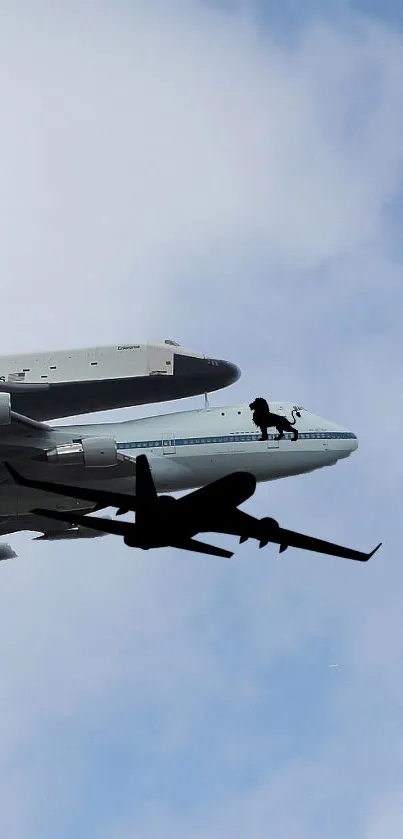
left=116, top=454, right=158, bottom=517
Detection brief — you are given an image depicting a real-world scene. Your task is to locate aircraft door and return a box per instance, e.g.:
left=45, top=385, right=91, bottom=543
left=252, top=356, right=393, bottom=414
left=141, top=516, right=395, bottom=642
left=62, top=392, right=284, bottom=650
left=266, top=437, right=280, bottom=449
left=162, top=432, right=176, bottom=454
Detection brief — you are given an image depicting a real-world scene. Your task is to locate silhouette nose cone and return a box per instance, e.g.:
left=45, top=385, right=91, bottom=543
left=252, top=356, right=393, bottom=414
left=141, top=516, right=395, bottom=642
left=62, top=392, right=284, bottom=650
left=173, top=353, right=240, bottom=395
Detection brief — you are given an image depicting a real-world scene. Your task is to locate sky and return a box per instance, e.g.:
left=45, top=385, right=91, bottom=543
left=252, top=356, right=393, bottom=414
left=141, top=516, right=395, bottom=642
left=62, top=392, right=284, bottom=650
left=0, top=0, right=402, bottom=837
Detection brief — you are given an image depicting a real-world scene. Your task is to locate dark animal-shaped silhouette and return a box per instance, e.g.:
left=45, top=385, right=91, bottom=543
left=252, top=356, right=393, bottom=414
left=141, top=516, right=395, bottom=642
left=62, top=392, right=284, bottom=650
left=249, top=398, right=301, bottom=441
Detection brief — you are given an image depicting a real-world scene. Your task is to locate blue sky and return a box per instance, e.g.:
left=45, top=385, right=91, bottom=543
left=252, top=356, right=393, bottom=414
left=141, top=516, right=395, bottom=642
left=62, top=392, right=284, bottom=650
left=0, top=1, right=402, bottom=837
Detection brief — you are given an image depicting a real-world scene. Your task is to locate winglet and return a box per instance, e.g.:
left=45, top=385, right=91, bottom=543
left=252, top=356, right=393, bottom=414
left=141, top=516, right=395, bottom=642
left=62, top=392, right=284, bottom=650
left=367, top=542, right=382, bottom=560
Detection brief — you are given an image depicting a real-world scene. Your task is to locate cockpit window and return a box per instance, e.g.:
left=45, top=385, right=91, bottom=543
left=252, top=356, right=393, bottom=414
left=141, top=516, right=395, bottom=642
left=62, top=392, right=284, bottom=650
left=164, top=339, right=180, bottom=346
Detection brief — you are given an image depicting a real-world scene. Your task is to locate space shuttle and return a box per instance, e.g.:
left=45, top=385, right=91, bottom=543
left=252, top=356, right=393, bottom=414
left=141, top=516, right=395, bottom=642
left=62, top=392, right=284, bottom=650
left=0, top=339, right=239, bottom=420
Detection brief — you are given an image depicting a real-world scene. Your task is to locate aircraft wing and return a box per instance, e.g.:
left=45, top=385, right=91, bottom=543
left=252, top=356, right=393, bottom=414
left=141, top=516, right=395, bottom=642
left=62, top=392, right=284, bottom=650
left=0, top=410, right=52, bottom=451
left=210, top=508, right=381, bottom=562
left=0, top=413, right=62, bottom=493
left=31, top=507, right=132, bottom=536
left=5, top=461, right=139, bottom=511
left=0, top=512, right=72, bottom=537
left=0, top=416, right=139, bottom=539
left=0, top=408, right=131, bottom=469
left=265, top=525, right=382, bottom=562
left=0, top=509, right=115, bottom=549
left=0, top=509, right=81, bottom=556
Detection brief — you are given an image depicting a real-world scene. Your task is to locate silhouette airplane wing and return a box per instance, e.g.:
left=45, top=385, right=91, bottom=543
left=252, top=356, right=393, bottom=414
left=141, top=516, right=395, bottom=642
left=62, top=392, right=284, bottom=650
left=209, top=508, right=381, bottom=562
left=31, top=507, right=131, bottom=536
left=266, top=525, right=382, bottom=562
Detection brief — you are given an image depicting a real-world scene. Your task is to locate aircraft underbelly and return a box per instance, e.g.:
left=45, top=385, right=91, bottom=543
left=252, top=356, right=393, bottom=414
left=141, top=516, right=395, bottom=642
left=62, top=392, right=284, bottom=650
left=0, top=484, right=94, bottom=517
left=0, top=442, right=342, bottom=521
left=149, top=448, right=340, bottom=492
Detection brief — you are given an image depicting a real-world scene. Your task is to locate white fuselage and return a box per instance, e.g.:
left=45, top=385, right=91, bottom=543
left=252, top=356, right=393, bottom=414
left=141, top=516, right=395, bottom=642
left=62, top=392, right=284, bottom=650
left=0, top=402, right=357, bottom=528
left=64, top=401, right=358, bottom=492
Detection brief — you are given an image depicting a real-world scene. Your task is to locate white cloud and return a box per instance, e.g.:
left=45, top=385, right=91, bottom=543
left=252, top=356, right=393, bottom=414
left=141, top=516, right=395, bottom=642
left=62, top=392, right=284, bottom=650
left=0, top=1, right=402, bottom=838
left=1, top=0, right=402, bottom=351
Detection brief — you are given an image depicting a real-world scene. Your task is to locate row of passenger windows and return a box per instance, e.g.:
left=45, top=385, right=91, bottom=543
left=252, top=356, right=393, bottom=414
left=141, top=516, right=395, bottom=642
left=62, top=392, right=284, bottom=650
left=117, top=432, right=353, bottom=449
left=119, top=441, right=160, bottom=449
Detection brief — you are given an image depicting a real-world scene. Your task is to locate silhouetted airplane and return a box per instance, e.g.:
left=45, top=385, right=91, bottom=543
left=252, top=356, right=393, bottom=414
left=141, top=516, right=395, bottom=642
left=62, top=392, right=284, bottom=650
left=5, top=457, right=381, bottom=562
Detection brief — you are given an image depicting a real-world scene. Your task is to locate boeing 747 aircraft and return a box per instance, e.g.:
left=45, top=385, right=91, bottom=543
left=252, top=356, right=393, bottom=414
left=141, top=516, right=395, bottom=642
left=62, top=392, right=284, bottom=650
left=6, top=454, right=381, bottom=562
left=0, top=397, right=370, bottom=559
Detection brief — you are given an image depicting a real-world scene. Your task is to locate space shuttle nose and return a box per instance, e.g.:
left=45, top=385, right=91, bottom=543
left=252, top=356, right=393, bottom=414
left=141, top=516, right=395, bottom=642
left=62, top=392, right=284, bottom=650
left=173, top=353, right=240, bottom=394
left=213, top=359, right=241, bottom=388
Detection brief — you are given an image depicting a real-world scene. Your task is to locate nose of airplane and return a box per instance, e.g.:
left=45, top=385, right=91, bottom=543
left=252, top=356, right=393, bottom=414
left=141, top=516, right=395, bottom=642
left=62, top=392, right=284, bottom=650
left=349, top=433, right=358, bottom=452
left=324, top=421, right=358, bottom=457
left=173, top=353, right=240, bottom=395
left=336, top=430, right=358, bottom=458
left=303, top=409, right=358, bottom=457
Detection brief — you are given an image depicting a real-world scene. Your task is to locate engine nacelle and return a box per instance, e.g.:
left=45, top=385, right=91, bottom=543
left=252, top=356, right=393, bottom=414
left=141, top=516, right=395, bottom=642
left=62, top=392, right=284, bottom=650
left=258, top=517, right=279, bottom=549
left=0, top=392, right=11, bottom=425
left=261, top=517, right=279, bottom=530
left=45, top=436, right=117, bottom=467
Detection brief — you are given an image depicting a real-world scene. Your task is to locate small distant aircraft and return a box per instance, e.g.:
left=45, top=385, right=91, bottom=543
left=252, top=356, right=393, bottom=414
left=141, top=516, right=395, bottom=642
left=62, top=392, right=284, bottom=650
left=5, top=457, right=382, bottom=562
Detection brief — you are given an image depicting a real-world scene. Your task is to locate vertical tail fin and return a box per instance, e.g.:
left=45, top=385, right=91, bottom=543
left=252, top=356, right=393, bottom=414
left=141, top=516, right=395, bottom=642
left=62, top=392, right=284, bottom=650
left=135, top=454, right=158, bottom=503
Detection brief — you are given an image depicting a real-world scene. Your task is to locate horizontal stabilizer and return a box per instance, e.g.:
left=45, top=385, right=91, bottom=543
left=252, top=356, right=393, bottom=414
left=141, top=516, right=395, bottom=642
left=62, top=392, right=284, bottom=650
left=171, top=538, right=233, bottom=558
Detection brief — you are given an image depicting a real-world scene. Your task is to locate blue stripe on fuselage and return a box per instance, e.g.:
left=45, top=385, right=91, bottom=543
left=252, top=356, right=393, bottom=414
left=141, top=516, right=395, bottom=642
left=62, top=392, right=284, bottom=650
left=116, top=431, right=357, bottom=450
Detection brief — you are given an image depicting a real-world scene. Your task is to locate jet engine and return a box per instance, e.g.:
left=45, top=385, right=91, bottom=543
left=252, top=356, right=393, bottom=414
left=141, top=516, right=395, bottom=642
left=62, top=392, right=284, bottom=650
left=258, top=516, right=280, bottom=548
left=44, top=436, right=118, bottom=467
left=0, top=392, right=11, bottom=425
